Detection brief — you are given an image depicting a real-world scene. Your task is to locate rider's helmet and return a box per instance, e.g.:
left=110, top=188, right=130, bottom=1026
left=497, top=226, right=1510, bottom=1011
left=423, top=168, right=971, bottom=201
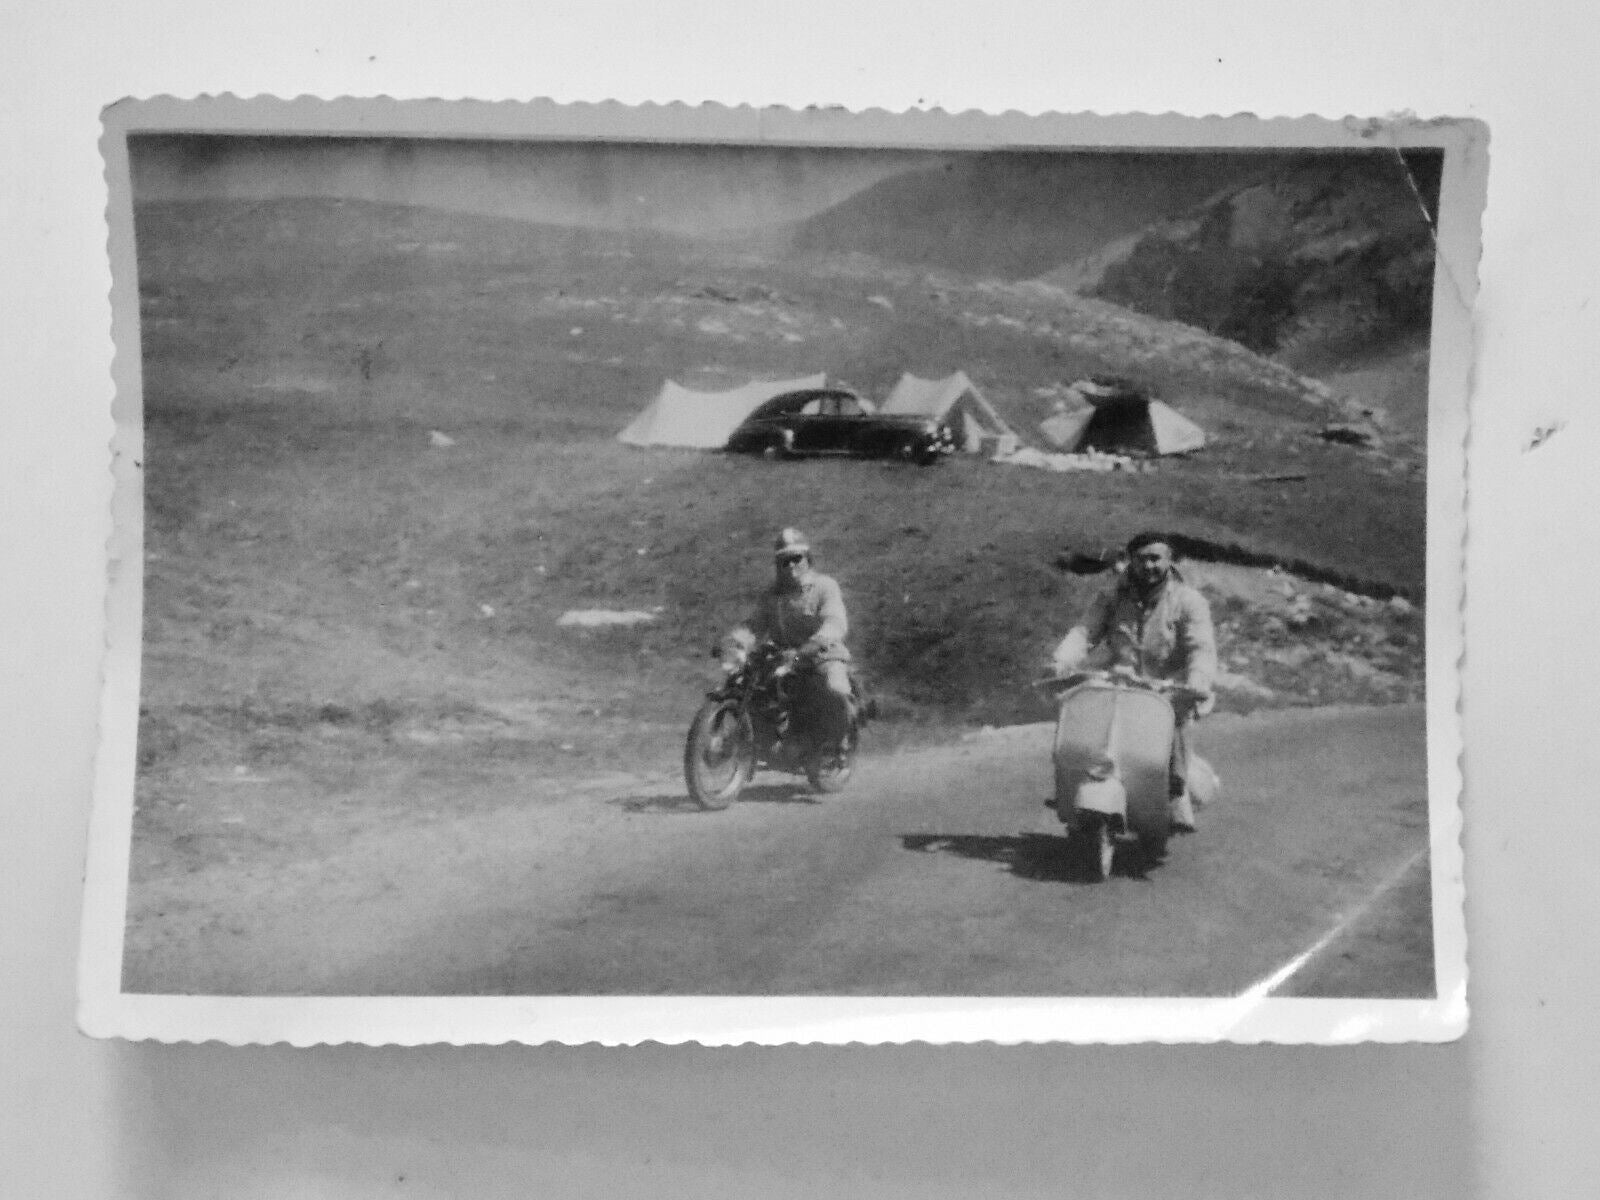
left=773, top=527, right=811, bottom=561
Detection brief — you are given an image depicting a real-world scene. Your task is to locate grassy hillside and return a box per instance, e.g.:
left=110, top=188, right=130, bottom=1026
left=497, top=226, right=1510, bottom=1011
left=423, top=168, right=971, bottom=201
left=136, top=197, right=1378, bottom=432
left=134, top=197, right=1426, bottom=795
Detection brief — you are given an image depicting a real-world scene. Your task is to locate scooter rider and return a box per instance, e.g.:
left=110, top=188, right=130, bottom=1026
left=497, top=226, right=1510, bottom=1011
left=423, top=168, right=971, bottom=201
left=1051, top=531, right=1218, bottom=826
left=725, top=528, right=855, bottom=756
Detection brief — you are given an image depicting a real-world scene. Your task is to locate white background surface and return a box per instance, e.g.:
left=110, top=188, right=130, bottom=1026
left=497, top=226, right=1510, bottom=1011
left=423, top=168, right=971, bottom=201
left=2, top=3, right=1594, bottom=1196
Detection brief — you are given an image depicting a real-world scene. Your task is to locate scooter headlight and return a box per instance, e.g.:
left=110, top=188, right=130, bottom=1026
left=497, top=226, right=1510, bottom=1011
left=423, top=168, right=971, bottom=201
left=1085, top=755, right=1116, bottom=781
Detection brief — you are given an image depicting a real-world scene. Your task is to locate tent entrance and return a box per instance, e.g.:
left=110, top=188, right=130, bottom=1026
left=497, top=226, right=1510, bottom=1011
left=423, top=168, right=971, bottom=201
left=1077, top=402, right=1161, bottom=455
left=1040, top=386, right=1207, bottom=457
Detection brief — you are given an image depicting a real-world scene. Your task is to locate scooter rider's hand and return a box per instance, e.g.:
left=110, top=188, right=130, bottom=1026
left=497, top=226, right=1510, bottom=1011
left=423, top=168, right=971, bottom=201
left=1050, top=651, right=1084, bottom=678
left=1167, top=683, right=1209, bottom=719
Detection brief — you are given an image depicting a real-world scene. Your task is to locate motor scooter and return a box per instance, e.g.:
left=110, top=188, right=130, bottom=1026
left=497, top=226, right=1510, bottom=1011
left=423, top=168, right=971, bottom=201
left=1035, top=667, right=1207, bottom=880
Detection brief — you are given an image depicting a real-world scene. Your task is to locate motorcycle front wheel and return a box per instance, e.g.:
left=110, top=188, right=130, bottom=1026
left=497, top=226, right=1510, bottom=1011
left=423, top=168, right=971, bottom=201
left=684, top=700, right=756, bottom=810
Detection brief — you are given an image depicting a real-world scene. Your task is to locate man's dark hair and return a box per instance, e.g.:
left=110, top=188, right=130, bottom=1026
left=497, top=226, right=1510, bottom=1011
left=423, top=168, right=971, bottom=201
left=1125, top=530, right=1173, bottom=555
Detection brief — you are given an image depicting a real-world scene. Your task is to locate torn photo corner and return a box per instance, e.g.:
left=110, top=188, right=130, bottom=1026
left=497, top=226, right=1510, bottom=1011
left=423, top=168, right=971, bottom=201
left=79, top=98, right=1485, bottom=1046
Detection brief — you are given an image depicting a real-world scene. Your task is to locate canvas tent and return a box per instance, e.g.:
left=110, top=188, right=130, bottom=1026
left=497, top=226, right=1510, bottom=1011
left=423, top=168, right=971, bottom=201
left=878, top=371, right=1021, bottom=454
left=617, top=374, right=827, bottom=449
left=1040, top=381, right=1206, bottom=456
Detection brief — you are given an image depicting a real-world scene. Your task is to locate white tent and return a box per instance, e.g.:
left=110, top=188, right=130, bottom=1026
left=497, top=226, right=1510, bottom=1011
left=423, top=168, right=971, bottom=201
left=617, top=374, right=827, bottom=449
left=878, top=371, right=1021, bottom=454
left=1039, top=386, right=1206, bottom=456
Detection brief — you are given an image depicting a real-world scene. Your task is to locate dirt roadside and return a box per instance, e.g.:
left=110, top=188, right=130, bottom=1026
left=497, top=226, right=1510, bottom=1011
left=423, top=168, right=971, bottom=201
left=123, top=704, right=1433, bottom=999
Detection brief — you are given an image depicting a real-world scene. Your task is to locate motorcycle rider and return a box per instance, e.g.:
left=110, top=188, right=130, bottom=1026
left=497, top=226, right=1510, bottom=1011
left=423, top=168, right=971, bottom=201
left=1051, top=531, right=1217, bottom=827
left=725, top=528, right=855, bottom=758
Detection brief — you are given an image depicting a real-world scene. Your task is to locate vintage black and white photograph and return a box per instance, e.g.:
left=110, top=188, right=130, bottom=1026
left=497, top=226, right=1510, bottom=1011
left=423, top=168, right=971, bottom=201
left=81, top=101, right=1476, bottom=1044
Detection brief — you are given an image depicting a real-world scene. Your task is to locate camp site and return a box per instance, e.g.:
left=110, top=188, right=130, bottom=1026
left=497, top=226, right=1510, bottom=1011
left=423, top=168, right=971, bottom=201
left=122, top=135, right=1438, bottom=1000
left=619, top=367, right=1206, bottom=467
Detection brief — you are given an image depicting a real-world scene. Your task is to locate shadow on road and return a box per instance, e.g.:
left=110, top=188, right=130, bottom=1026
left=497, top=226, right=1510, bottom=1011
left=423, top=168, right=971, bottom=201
left=614, top=783, right=820, bottom=814
left=900, top=832, right=1160, bottom=884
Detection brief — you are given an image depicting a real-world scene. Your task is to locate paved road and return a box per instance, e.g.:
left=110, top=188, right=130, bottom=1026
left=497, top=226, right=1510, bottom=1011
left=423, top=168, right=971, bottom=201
left=125, top=705, right=1433, bottom=998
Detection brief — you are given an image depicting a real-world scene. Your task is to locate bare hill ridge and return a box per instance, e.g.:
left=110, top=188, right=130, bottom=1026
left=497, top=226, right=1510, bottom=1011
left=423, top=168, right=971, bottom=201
left=131, top=134, right=935, bottom=239
left=785, top=151, right=1282, bottom=280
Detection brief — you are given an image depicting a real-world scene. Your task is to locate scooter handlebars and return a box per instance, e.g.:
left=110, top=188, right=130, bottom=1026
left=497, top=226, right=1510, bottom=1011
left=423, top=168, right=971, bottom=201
left=1032, top=668, right=1207, bottom=711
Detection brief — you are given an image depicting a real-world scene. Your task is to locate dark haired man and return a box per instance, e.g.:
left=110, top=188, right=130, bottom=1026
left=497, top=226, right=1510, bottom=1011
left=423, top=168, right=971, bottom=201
left=1051, top=532, right=1218, bottom=827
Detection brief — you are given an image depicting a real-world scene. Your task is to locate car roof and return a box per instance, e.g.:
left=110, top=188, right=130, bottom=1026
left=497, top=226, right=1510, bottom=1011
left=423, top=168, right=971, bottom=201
left=745, top=388, right=865, bottom=419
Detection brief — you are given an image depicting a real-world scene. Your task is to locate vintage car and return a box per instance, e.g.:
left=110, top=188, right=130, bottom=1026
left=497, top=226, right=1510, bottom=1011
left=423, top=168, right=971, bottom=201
left=724, top=388, right=955, bottom=464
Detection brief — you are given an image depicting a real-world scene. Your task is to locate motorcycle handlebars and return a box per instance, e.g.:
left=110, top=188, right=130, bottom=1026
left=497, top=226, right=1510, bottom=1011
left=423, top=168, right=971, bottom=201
left=714, top=638, right=804, bottom=675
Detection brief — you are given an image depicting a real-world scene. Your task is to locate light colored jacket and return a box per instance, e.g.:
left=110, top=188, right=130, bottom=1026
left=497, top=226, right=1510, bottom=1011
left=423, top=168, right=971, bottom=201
left=1053, top=570, right=1216, bottom=696
left=739, top=570, right=851, bottom=662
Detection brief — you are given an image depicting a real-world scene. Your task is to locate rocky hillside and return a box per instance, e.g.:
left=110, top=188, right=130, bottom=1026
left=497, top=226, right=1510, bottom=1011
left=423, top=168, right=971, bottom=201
left=1053, top=151, right=1442, bottom=368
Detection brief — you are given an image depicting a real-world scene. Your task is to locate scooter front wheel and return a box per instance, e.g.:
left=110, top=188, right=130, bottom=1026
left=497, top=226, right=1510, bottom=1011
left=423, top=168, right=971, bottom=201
left=684, top=701, right=755, bottom=810
left=1077, top=813, right=1115, bottom=882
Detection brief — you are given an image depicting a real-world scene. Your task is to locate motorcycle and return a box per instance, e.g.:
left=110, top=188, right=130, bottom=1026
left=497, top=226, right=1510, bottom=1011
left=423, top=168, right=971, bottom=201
left=1034, top=667, right=1210, bottom=880
left=683, top=639, right=869, bottom=810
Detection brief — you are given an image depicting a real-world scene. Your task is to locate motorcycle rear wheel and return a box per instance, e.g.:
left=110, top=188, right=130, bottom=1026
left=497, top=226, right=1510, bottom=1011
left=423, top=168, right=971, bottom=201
left=684, top=701, right=755, bottom=810
left=805, top=727, right=858, bottom=793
